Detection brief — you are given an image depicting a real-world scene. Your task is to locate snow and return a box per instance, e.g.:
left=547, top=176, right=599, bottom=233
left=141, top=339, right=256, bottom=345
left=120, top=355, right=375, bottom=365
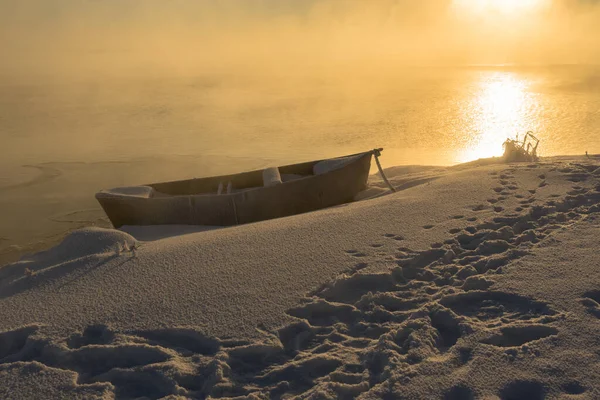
left=96, top=186, right=155, bottom=199
left=0, top=155, right=599, bottom=398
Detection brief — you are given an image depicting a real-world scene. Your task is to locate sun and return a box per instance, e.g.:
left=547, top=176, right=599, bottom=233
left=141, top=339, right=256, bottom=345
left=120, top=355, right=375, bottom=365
left=457, top=72, right=536, bottom=163
left=453, top=0, right=545, bottom=16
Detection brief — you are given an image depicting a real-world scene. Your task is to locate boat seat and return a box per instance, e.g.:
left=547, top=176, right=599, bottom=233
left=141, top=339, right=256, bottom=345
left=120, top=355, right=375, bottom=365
left=263, top=167, right=282, bottom=187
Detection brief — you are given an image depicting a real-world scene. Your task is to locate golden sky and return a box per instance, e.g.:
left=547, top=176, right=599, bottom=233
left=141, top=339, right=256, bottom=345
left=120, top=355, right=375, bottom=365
left=1, top=0, right=599, bottom=78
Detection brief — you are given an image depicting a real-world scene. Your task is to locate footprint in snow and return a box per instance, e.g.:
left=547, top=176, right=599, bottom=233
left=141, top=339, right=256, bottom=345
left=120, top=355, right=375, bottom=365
left=383, top=233, right=404, bottom=241
left=561, top=381, right=587, bottom=396
left=581, top=291, right=600, bottom=318
left=345, top=262, right=368, bottom=275
left=346, top=250, right=368, bottom=257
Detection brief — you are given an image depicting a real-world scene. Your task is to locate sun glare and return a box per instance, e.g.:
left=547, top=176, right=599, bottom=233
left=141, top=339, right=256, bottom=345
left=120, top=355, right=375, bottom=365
left=458, top=73, right=537, bottom=162
left=453, top=0, right=545, bottom=15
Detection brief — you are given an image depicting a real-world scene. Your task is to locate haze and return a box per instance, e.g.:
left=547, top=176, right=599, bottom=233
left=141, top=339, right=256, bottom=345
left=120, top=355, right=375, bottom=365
left=1, top=0, right=599, bottom=80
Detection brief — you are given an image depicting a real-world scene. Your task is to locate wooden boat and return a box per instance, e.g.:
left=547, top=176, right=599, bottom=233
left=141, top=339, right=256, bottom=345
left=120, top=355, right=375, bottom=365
left=96, top=149, right=380, bottom=228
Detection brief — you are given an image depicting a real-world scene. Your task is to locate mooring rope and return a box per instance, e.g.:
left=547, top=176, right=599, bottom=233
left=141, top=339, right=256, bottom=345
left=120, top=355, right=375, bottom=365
left=372, top=148, right=396, bottom=192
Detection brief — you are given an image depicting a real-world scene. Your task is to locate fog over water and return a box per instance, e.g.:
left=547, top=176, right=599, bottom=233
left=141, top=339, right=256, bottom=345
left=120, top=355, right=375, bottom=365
left=1, top=66, right=599, bottom=169
left=1, top=0, right=599, bottom=171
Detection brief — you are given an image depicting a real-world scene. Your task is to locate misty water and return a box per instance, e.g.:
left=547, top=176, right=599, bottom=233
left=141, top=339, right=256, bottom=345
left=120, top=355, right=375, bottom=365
left=2, top=65, right=599, bottom=172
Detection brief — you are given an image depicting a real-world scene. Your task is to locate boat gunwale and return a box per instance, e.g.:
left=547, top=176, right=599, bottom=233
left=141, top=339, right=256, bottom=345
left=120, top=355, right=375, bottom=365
left=96, top=150, right=375, bottom=200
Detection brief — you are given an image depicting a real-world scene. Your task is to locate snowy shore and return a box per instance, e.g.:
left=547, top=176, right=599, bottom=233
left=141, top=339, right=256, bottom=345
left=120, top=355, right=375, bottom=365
left=1, top=155, right=600, bottom=399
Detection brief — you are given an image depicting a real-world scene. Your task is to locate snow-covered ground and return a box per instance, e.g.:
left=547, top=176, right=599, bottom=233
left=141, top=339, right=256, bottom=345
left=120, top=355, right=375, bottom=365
left=1, top=156, right=600, bottom=399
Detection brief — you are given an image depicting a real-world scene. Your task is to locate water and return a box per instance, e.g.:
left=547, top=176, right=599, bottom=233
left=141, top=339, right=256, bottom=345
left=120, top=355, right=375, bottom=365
left=1, top=65, right=599, bottom=171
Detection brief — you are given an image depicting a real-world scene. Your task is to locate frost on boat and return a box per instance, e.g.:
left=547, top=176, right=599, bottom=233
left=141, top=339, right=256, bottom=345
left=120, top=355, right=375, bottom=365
left=503, top=131, right=540, bottom=162
left=96, top=149, right=385, bottom=228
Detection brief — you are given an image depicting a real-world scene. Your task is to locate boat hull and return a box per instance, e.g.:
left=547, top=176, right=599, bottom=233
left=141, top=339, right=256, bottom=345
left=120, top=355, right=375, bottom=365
left=96, top=152, right=373, bottom=228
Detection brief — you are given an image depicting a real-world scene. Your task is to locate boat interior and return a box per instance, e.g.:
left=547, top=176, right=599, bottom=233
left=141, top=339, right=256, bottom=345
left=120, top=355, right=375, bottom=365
left=99, top=154, right=365, bottom=199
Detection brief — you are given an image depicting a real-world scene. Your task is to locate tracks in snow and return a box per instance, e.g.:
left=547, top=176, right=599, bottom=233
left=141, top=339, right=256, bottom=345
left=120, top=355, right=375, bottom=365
left=1, top=161, right=600, bottom=399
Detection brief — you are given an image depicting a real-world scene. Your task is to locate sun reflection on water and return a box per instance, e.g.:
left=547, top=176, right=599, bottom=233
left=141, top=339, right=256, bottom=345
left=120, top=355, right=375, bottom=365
left=458, top=73, right=536, bottom=162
